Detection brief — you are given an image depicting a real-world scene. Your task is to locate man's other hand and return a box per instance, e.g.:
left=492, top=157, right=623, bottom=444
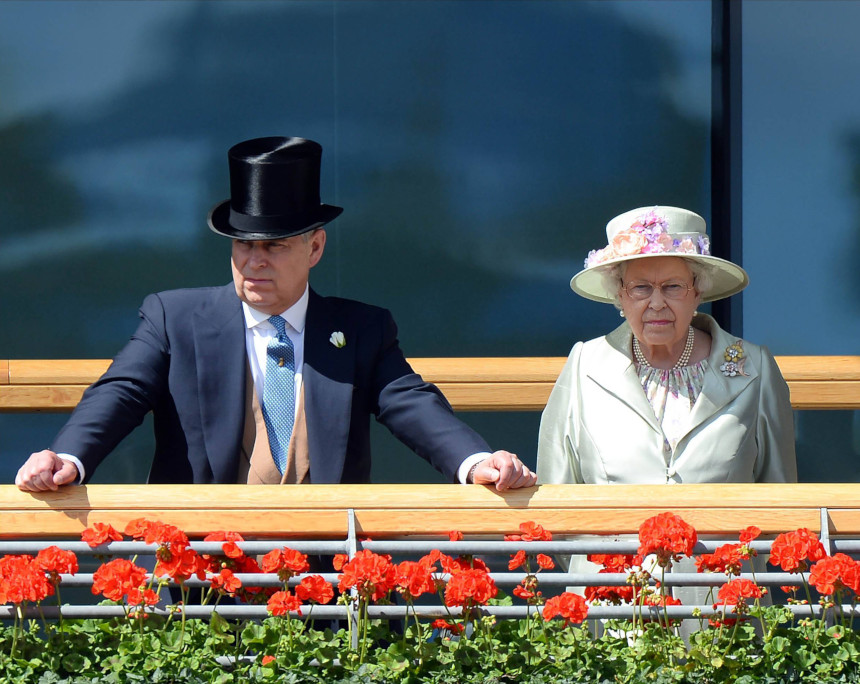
left=16, top=450, right=79, bottom=492
left=471, top=451, right=536, bottom=491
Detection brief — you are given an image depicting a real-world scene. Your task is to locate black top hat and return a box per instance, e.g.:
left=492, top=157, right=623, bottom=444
left=208, top=136, right=343, bottom=240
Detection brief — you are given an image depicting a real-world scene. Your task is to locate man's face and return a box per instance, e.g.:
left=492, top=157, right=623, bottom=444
left=231, top=229, right=326, bottom=314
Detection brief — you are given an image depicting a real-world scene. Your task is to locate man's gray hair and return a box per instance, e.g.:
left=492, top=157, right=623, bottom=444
left=302, top=228, right=322, bottom=242
left=601, top=257, right=715, bottom=310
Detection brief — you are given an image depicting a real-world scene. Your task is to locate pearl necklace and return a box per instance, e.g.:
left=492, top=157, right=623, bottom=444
left=633, top=326, right=695, bottom=370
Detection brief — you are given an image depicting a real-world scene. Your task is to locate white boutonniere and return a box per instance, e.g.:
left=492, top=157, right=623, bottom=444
left=329, top=331, right=346, bottom=348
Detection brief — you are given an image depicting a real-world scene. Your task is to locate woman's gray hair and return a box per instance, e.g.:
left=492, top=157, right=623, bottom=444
left=602, top=257, right=715, bottom=310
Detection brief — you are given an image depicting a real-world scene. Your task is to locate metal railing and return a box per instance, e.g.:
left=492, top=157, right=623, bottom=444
left=3, top=505, right=859, bottom=623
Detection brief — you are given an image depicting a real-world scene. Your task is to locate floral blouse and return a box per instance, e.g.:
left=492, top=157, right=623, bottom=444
left=635, top=360, right=708, bottom=452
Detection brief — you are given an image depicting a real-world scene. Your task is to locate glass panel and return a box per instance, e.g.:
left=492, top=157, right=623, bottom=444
left=743, top=0, right=860, bottom=482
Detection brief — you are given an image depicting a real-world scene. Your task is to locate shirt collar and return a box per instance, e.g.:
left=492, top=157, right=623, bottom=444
left=241, top=284, right=309, bottom=334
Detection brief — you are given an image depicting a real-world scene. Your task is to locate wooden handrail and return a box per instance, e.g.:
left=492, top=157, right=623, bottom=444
left=1, top=357, right=859, bottom=411
left=2, top=483, right=860, bottom=538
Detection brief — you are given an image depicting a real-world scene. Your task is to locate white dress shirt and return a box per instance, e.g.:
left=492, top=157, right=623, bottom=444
left=242, top=284, right=308, bottom=421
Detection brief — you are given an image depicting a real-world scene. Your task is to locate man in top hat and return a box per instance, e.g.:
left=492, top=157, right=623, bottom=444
left=16, top=136, right=535, bottom=492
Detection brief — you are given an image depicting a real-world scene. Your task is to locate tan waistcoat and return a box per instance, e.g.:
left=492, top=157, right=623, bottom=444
left=237, top=366, right=310, bottom=485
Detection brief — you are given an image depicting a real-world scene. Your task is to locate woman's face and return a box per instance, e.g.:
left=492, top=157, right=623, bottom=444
left=619, top=257, right=701, bottom=351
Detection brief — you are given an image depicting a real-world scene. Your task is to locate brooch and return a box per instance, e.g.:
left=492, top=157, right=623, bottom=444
left=329, top=331, right=346, bottom=348
left=719, top=340, right=748, bottom=377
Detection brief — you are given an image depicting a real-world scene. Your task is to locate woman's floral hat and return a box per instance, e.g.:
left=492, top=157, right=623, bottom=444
left=569, top=206, right=749, bottom=304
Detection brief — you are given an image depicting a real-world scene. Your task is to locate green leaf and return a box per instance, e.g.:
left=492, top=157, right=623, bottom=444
left=60, top=652, right=92, bottom=672
left=209, top=611, right=232, bottom=636
left=792, top=648, right=817, bottom=670
left=242, top=621, right=268, bottom=647
left=159, top=630, right=184, bottom=652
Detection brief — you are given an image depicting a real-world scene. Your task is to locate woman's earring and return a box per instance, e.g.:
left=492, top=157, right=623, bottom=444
left=619, top=310, right=626, bottom=318
left=693, top=310, right=699, bottom=317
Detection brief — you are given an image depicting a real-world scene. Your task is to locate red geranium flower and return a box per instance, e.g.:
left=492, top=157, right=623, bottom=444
left=809, top=553, right=860, bottom=596
left=36, top=546, right=79, bottom=580
left=267, top=589, right=302, bottom=616
left=695, top=543, right=745, bottom=576
left=768, top=528, right=827, bottom=573
left=588, top=554, right=642, bottom=572
left=0, top=555, right=54, bottom=604
left=431, top=618, right=465, bottom=635
left=127, top=587, right=160, bottom=607
left=338, top=549, right=395, bottom=602
left=543, top=592, right=588, bottom=625
left=739, top=526, right=761, bottom=544
left=124, top=519, right=187, bottom=550
left=504, top=521, right=552, bottom=542
left=585, top=582, right=636, bottom=605
left=124, top=518, right=155, bottom=539
left=215, top=532, right=247, bottom=560
left=536, top=554, right=555, bottom=570
left=392, top=560, right=435, bottom=601
left=146, top=522, right=191, bottom=559
left=92, top=558, right=148, bottom=602
left=210, top=568, right=242, bottom=596
left=638, top=512, right=698, bottom=567
left=513, top=584, right=537, bottom=600
left=81, top=522, right=124, bottom=548
left=421, top=549, right=442, bottom=566
left=584, top=555, right=641, bottom=604
left=438, top=552, right=491, bottom=575
left=715, top=578, right=763, bottom=607
left=508, top=549, right=527, bottom=571
left=295, top=575, right=335, bottom=604
left=333, top=554, right=349, bottom=571
left=261, top=547, right=310, bottom=581
left=229, top=554, right=268, bottom=603
left=508, top=549, right=554, bottom=587
left=155, top=546, right=206, bottom=585
left=448, top=530, right=464, bottom=541
left=512, top=573, right=542, bottom=602
left=711, top=578, right=763, bottom=625
left=198, top=531, right=248, bottom=573
left=260, top=550, right=284, bottom=573
left=443, top=567, right=497, bottom=608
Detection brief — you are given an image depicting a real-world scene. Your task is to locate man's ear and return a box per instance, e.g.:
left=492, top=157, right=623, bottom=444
left=308, top=229, right=327, bottom=268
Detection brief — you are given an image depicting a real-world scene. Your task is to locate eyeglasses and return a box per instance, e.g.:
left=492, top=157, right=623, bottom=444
left=623, top=280, right=694, bottom=301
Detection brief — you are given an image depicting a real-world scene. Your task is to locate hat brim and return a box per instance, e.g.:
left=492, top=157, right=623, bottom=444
left=570, top=253, right=749, bottom=304
left=207, top=200, right=344, bottom=240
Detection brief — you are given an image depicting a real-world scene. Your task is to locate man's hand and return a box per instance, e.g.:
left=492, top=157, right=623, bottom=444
left=15, top=450, right=79, bottom=492
left=471, top=450, right=536, bottom=491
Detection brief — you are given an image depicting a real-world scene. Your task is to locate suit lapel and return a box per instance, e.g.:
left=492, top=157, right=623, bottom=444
left=683, top=315, right=757, bottom=436
left=192, top=285, right=247, bottom=483
left=303, top=289, right=355, bottom=483
left=586, top=322, right=662, bottom=435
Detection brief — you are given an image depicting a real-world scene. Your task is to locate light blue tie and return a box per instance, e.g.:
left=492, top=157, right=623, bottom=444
left=261, top=315, right=295, bottom=474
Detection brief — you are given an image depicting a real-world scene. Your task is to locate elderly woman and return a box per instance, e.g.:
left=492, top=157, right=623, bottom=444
left=538, top=206, right=796, bottom=486
left=536, top=206, right=797, bottom=626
